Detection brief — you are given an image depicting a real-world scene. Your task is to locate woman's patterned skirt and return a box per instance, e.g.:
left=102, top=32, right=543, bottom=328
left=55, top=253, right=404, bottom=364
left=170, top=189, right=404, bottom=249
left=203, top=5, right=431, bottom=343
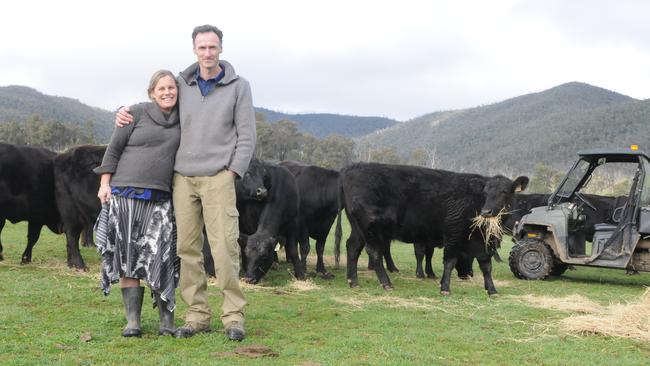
left=94, top=195, right=179, bottom=311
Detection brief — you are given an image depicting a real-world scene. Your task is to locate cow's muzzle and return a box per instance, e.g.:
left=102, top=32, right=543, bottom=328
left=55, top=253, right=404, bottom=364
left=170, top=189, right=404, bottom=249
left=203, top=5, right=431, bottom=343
left=481, top=209, right=496, bottom=217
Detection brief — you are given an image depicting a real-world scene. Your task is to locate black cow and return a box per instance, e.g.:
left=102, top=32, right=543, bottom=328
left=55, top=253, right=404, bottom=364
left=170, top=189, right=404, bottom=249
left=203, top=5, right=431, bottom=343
left=0, top=143, right=62, bottom=263
left=337, top=162, right=528, bottom=295
left=368, top=239, right=475, bottom=279
left=407, top=194, right=547, bottom=279
left=450, top=192, right=627, bottom=276
left=204, top=159, right=302, bottom=283
left=279, top=161, right=341, bottom=277
left=239, top=160, right=302, bottom=283
left=53, top=145, right=106, bottom=269
left=411, top=241, right=477, bottom=280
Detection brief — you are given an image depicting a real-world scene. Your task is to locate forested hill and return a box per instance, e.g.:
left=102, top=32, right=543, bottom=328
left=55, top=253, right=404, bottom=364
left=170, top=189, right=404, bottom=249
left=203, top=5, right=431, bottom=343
left=255, top=107, right=399, bottom=138
left=0, top=86, right=398, bottom=142
left=360, top=82, right=648, bottom=175
left=0, top=85, right=115, bottom=141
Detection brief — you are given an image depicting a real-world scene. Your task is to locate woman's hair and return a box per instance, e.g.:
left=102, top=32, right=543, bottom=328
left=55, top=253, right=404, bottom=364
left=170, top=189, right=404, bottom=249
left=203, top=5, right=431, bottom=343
left=147, top=70, right=177, bottom=101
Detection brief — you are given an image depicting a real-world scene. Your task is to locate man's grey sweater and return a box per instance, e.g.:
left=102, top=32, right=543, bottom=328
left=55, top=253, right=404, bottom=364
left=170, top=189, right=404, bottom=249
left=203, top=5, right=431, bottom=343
left=94, top=103, right=180, bottom=192
left=175, top=60, right=256, bottom=177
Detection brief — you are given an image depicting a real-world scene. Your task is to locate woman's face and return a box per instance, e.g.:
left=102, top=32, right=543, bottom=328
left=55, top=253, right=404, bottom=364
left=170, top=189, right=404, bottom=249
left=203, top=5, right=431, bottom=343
left=151, top=75, right=178, bottom=112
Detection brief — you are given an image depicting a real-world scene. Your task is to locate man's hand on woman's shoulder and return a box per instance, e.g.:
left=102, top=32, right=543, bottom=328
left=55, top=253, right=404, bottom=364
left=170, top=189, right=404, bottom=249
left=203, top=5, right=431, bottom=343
left=115, top=106, right=134, bottom=127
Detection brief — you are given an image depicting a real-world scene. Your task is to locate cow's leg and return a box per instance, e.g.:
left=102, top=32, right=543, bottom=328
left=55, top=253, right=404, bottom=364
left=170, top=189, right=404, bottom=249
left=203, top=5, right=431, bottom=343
left=314, top=237, right=333, bottom=278
left=414, top=242, right=426, bottom=279
left=366, top=242, right=393, bottom=290
left=284, top=231, right=305, bottom=280
left=65, top=227, right=87, bottom=270
left=201, top=233, right=216, bottom=277
left=271, top=237, right=283, bottom=269
left=297, top=226, right=310, bottom=275
left=81, top=225, right=95, bottom=247
left=271, top=251, right=280, bottom=270
left=425, top=244, right=436, bottom=279
left=477, top=256, right=498, bottom=296
left=383, top=245, right=399, bottom=273
left=237, top=234, right=248, bottom=276
left=0, top=219, right=4, bottom=261
left=367, top=255, right=375, bottom=270
left=21, top=222, right=43, bottom=264
left=368, top=245, right=399, bottom=272
left=346, top=229, right=364, bottom=288
left=440, top=248, right=459, bottom=296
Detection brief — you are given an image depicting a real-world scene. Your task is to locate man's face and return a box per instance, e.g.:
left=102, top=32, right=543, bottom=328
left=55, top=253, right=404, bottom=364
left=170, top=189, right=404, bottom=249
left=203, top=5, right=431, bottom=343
left=193, top=32, right=222, bottom=70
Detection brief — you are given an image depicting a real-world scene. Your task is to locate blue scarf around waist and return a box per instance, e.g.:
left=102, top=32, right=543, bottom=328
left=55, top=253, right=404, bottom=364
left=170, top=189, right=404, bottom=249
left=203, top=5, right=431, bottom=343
left=111, top=186, right=171, bottom=201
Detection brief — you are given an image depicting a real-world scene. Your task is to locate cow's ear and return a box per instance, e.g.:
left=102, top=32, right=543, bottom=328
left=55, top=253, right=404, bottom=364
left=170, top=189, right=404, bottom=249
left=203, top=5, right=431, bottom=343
left=512, top=176, right=529, bottom=192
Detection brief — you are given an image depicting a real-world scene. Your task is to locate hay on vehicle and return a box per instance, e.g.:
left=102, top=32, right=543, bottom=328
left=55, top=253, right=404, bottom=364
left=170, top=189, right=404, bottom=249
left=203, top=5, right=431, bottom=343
left=560, top=288, right=650, bottom=341
left=470, top=209, right=506, bottom=247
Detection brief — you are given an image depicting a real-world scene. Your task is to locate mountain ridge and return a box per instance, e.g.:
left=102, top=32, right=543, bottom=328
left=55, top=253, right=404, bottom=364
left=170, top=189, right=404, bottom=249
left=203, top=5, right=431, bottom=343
left=361, top=82, right=646, bottom=175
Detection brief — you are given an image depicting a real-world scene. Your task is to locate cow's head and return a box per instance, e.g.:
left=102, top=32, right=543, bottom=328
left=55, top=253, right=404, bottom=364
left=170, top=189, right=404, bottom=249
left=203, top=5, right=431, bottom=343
left=241, top=232, right=278, bottom=284
left=237, top=159, right=269, bottom=201
left=480, top=175, right=529, bottom=218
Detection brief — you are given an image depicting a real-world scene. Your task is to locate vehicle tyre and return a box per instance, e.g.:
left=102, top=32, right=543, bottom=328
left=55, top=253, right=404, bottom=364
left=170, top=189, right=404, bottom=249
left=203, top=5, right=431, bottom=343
left=509, top=238, right=554, bottom=280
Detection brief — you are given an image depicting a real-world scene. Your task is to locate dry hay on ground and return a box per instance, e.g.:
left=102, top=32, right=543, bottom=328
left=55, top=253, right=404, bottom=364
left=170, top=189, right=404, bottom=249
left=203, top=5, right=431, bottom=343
left=333, top=294, right=445, bottom=311
left=3, top=259, right=102, bottom=281
left=206, top=277, right=269, bottom=292
left=511, top=294, right=603, bottom=314
left=287, top=278, right=320, bottom=291
left=513, top=290, right=650, bottom=341
left=560, top=288, right=650, bottom=341
left=456, top=275, right=514, bottom=288
left=209, top=277, right=320, bottom=293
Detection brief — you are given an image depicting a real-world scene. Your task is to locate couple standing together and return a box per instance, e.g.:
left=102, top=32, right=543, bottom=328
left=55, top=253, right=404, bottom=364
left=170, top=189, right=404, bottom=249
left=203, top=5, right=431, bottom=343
left=93, top=24, right=256, bottom=341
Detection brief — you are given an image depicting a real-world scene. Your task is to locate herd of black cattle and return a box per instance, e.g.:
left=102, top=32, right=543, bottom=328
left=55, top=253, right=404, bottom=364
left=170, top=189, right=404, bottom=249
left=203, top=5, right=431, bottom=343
left=0, top=142, right=628, bottom=296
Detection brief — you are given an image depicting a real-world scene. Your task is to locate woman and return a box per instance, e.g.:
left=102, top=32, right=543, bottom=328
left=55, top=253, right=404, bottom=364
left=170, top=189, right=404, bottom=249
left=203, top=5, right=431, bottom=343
left=94, top=70, right=180, bottom=337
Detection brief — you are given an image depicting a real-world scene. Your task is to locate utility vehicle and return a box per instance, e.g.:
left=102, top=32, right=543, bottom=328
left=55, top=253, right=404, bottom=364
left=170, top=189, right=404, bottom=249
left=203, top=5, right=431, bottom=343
left=509, top=147, right=650, bottom=279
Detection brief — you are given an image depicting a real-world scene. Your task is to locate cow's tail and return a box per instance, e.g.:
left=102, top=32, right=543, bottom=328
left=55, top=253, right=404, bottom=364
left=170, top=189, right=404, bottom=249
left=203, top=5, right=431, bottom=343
left=334, top=176, right=344, bottom=269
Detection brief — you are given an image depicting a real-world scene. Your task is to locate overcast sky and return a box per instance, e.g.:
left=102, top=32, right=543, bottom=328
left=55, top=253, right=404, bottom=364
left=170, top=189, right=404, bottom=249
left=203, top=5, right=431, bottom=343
left=1, top=0, right=649, bottom=121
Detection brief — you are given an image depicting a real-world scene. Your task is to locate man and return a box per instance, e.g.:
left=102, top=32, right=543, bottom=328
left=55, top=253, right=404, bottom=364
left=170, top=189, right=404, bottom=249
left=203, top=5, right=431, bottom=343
left=116, top=25, right=255, bottom=341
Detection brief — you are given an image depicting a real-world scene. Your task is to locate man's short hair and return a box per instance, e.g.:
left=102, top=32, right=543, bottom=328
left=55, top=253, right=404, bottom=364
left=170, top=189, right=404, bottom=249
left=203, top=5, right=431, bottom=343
left=192, top=25, right=223, bottom=46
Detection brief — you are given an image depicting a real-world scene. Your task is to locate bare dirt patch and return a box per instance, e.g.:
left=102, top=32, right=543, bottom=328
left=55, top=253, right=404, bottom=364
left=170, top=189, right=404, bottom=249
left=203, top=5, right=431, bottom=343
left=233, top=344, right=279, bottom=358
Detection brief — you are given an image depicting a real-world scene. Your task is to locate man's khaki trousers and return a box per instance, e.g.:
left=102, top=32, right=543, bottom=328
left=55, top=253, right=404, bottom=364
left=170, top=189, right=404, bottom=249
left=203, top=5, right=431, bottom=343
left=172, top=171, right=246, bottom=327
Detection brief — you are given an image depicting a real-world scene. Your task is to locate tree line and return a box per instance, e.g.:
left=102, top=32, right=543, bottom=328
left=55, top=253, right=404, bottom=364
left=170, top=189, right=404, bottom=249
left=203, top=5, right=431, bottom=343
left=0, top=113, right=631, bottom=197
left=254, top=113, right=435, bottom=170
left=0, top=115, right=95, bottom=152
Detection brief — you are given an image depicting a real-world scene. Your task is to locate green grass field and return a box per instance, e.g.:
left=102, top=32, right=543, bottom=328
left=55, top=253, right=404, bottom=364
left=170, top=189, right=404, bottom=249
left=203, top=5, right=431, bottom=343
left=1, top=220, right=650, bottom=365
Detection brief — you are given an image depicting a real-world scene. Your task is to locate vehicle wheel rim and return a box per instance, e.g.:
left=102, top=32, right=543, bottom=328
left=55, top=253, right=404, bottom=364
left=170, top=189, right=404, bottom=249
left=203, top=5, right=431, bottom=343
left=521, top=250, right=543, bottom=272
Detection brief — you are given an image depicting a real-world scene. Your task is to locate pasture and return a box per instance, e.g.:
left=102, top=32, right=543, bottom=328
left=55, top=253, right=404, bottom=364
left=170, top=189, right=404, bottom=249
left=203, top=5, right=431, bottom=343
left=1, top=220, right=650, bottom=365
